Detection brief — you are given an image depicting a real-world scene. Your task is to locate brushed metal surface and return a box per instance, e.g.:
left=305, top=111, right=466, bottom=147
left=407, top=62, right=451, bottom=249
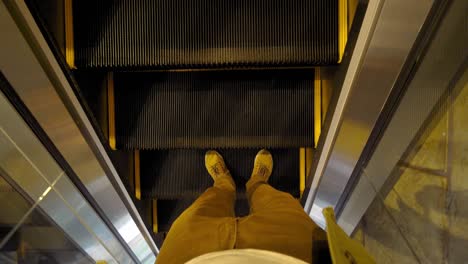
left=338, top=0, right=468, bottom=234
left=0, top=91, right=117, bottom=262
left=39, top=189, right=118, bottom=263
left=303, top=0, right=434, bottom=228
left=54, top=175, right=134, bottom=263
left=1, top=1, right=157, bottom=262
left=0, top=92, right=61, bottom=202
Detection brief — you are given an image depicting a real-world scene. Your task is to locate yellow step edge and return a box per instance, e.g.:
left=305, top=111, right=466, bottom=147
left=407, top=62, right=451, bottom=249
left=152, top=199, right=158, bottom=233
left=134, top=150, right=141, bottom=200
left=122, top=66, right=316, bottom=73
left=348, top=0, right=359, bottom=31
left=338, top=0, right=348, bottom=63
left=300, top=67, right=322, bottom=197
left=314, top=68, right=322, bottom=148
left=299, top=148, right=306, bottom=197
left=299, top=147, right=314, bottom=198
left=107, top=72, right=116, bottom=150
left=64, top=0, right=75, bottom=68
left=305, top=147, right=313, bottom=179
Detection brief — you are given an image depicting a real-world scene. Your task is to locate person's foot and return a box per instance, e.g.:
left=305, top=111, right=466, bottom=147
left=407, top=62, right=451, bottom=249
left=205, top=150, right=233, bottom=183
left=250, top=149, right=273, bottom=183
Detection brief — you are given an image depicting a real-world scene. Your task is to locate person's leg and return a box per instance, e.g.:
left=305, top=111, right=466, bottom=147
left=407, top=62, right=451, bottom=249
left=237, top=150, right=325, bottom=263
left=156, top=151, right=237, bottom=264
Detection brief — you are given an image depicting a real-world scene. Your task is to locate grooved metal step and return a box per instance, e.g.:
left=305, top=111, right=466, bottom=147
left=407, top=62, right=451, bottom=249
left=140, top=149, right=300, bottom=199
left=73, top=0, right=339, bottom=68
left=114, top=70, right=315, bottom=149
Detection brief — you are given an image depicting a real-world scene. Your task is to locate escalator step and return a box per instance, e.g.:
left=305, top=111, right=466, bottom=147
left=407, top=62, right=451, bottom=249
left=73, top=0, right=339, bottom=68
left=115, top=70, right=314, bottom=149
left=141, top=149, right=300, bottom=199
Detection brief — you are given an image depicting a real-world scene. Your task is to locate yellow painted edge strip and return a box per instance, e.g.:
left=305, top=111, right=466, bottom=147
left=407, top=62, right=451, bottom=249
left=135, top=150, right=141, bottom=200
left=299, top=148, right=306, bottom=197
left=314, top=68, right=322, bottom=148
left=123, top=66, right=316, bottom=73
left=305, top=147, right=313, bottom=180
left=152, top=199, right=158, bottom=233
left=107, top=72, right=116, bottom=150
left=64, top=0, right=75, bottom=68
left=338, top=0, right=348, bottom=63
left=348, top=0, right=359, bottom=31
left=323, top=207, right=376, bottom=264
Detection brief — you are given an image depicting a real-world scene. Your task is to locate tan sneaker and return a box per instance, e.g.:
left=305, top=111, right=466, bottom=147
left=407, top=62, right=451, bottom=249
left=250, top=149, right=273, bottom=183
left=205, top=150, right=232, bottom=182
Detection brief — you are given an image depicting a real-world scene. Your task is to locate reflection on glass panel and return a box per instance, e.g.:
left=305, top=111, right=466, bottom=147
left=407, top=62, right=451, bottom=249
left=352, top=170, right=421, bottom=264
left=353, top=68, right=468, bottom=263
left=0, top=174, right=92, bottom=264
left=350, top=0, right=467, bottom=262
left=0, top=176, right=33, bottom=243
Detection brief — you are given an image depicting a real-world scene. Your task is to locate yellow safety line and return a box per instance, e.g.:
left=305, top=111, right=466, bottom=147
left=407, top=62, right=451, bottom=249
left=107, top=72, right=116, bottom=150
left=299, top=148, right=306, bottom=197
left=314, top=68, right=322, bottom=148
left=64, top=0, right=75, bottom=68
left=305, top=147, right=313, bottom=180
left=134, top=150, right=141, bottom=200
left=348, top=0, right=359, bottom=31
left=120, top=66, right=316, bottom=73
left=338, top=0, right=348, bottom=63
left=323, top=207, right=376, bottom=264
left=321, top=77, right=332, bottom=122
left=301, top=68, right=323, bottom=197
left=152, top=199, right=158, bottom=233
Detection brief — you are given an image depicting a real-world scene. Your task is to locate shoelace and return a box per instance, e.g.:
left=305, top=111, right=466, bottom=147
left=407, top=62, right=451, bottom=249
left=210, top=162, right=229, bottom=176
left=253, top=163, right=269, bottom=178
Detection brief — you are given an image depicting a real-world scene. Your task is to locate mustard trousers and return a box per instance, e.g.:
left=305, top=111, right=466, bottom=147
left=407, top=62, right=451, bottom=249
left=155, top=176, right=321, bottom=264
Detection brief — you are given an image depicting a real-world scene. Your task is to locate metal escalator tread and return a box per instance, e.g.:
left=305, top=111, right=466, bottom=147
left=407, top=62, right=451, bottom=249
left=73, top=0, right=339, bottom=68
left=115, top=70, right=314, bottom=149
left=140, top=149, right=300, bottom=199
